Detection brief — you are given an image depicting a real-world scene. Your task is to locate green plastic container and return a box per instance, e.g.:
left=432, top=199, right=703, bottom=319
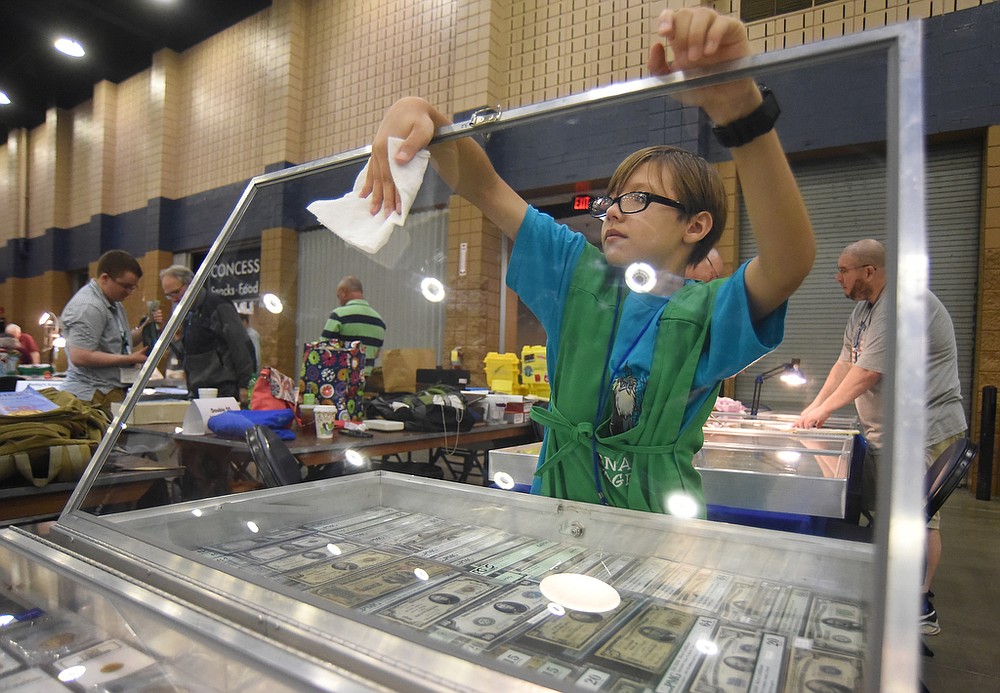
left=17, top=364, right=54, bottom=377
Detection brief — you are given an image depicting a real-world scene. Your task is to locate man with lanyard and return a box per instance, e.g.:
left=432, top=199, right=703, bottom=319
left=795, top=239, right=966, bottom=635
left=61, top=250, right=150, bottom=413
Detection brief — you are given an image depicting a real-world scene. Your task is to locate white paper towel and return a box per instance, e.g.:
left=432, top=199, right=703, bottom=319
left=307, top=138, right=430, bottom=254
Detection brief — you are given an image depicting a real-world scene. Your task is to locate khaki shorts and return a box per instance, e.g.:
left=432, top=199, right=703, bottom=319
left=861, top=431, right=965, bottom=530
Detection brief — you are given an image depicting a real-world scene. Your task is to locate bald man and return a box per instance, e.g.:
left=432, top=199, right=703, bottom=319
left=794, top=238, right=966, bottom=636
left=5, top=324, right=40, bottom=364
left=685, top=247, right=727, bottom=282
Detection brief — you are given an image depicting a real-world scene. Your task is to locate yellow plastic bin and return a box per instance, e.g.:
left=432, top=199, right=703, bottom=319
left=484, top=352, right=520, bottom=394
left=520, top=345, right=549, bottom=398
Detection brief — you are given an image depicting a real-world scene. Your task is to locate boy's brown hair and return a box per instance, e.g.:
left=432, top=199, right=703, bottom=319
left=607, top=146, right=726, bottom=266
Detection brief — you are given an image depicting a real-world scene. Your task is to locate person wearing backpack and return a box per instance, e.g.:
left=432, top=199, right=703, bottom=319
left=157, top=265, right=256, bottom=405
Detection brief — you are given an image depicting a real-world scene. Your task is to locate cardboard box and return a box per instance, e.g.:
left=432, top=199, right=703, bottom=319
left=111, top=400, right=190, bottom=425
left=380, top=348, right=436, bottom=393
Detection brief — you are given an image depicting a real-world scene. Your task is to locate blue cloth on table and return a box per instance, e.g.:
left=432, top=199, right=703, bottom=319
left=208, top=409, right=296, bottom=440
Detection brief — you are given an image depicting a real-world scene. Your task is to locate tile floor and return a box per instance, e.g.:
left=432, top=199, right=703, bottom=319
left=921, top=488, right=1000, bottom=691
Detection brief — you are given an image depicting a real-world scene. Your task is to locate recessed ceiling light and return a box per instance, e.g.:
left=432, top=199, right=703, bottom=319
left=0, top=92, right=10, bottom=106
left=54, top=37, right=86, bottom=58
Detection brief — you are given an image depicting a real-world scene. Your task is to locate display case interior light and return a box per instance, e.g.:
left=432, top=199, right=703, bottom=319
left=261, top=293, right=283, bottom=313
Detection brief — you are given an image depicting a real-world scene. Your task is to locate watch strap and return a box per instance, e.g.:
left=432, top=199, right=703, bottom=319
left=712, top=86, right=780, bottom=148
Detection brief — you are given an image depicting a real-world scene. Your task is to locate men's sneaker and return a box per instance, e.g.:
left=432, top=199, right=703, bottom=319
left=921, top=594, right=941, bottom=636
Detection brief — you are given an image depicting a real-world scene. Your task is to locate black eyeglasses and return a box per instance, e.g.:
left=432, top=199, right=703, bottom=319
left=589, top=191, right=688, bottom=219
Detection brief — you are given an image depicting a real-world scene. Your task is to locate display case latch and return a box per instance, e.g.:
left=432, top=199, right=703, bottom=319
left=560, top=521, right=585, bottom=538
left=469, top=105, right=502, bottom=127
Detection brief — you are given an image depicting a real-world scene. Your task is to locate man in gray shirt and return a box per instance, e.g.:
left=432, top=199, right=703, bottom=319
left=795, top=239, right=966, bottom=636
left=61, top=250, right=150, bottom=411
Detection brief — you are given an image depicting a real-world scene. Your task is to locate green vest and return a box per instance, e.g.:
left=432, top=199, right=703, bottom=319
left=531, top=247, right=720, bottom=516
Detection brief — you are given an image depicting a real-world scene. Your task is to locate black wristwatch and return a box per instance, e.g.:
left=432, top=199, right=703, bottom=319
left=712, top=86, right=780, bottom=148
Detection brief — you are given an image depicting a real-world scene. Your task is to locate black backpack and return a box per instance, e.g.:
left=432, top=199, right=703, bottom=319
left=366, top=385, right=478, bottom=432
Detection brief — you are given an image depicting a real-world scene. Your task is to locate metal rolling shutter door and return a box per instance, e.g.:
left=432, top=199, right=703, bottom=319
left=735, top=141, right=981, bottom=424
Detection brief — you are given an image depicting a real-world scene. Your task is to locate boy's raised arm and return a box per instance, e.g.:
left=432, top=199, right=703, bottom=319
left=362, top=97, right=527, bottom=241
left=650, top=8, right=815, bottom=320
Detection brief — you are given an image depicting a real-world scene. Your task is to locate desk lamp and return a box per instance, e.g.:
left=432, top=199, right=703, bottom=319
left=749, top=358, right=807, bottom=417
left=38, top=311, right=64, bottom=365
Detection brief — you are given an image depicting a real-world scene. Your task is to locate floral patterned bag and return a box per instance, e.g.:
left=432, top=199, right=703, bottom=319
left=250, top=366, right=298, bottom=411
left=298, top=339, right=366, bottom=421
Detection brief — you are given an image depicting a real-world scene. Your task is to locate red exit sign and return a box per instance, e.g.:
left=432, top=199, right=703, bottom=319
left=572, top=194, right=592, bottom=211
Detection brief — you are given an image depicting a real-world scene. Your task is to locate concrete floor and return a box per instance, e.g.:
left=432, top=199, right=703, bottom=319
left=921, top=488, right=1000, bottom=692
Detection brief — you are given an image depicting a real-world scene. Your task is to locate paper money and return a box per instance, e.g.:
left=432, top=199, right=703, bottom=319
left=468, top=539, right=558, bottom=578
left=522, top=597, right=636, bottom=654
left=446, top=534, right=524, bottom=568
left=437, top=583, right=549, bottom=644
left=783, top=646, right=862, bottom=693
left=609, top=677, right=650, bottom=693
left=721, top=580, right=784, bottom=629
left=263, top=542, right=362, bottom=574
left=594, top=603, right=696, bottom=677
left=690, top=626, right=759, bottom=693
left=311, top=557, right=451, bottom=608
left=674, top=568, right=735, bottom=614
left=283, top=548, right=399, bottom=586
left=303, top=507, right=408, bottom=534
left=748, top=633, right=786, bottom=693
left=378, top=575, right=500, bottom=629
left=616, top=557, right=681, bottom=595
left=651, top=563, right=699, bottom=603
left=766, top=588, right=812, bottom=637
left=583, top=555, right=639, bottom=584
left=655, top=616, right=720, bottom=693
left=806, top=597, right=865, bottom=656
left=414, top=526, right=502, bottom=561
left=390, top=519, right=467, bottom=552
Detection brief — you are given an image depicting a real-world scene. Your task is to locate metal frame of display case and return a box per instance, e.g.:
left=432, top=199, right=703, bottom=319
left=0, top=20, right=926, bottom=693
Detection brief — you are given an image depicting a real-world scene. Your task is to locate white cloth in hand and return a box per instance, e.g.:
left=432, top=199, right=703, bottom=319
left=307, top=138, right=430, bottom=254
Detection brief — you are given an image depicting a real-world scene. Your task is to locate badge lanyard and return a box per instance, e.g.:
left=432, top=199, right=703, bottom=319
left=110, top=303, right=130, bottom=355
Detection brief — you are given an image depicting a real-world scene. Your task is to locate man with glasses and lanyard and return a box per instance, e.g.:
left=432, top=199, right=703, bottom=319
left=795, top=238, right=966, bottom=636
left=61, top=249, right=150, bottom=413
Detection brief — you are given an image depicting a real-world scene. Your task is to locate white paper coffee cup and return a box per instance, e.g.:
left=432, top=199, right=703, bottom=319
left=197, top=388, right=218, bottom=399
left=314, top=404, right=340, bottom=439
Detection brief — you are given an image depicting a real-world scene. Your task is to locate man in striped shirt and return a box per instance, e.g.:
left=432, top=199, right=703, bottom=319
left=321, top=276, right=386, bottom=376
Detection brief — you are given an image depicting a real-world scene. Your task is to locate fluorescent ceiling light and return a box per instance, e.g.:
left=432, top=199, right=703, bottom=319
left=54, top=37, right=86, bottom=58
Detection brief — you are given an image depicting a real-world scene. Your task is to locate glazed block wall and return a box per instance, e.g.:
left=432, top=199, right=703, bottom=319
left=300, top=0, right=461, bottom=161
left=0, top=0, right=997, bottom=486
left=2, top=0, right=995, bottom=251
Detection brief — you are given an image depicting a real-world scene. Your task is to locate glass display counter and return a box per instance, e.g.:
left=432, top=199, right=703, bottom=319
left=490, top=412, right=863, bottom=520
left=696, top=413, right=862, bottom=518
left=22, top=472, right=872, bottom=692
left=0, top=524, right=376, bottom=691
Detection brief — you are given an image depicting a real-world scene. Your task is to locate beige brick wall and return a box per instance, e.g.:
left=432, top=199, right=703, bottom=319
left=259, top=227, right=300, bottom=376
left=0, top=0, right=995, bottom=488
left=970, top=125, right=1000, bottom=492
left=300, top=0, right=460, bottom=161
